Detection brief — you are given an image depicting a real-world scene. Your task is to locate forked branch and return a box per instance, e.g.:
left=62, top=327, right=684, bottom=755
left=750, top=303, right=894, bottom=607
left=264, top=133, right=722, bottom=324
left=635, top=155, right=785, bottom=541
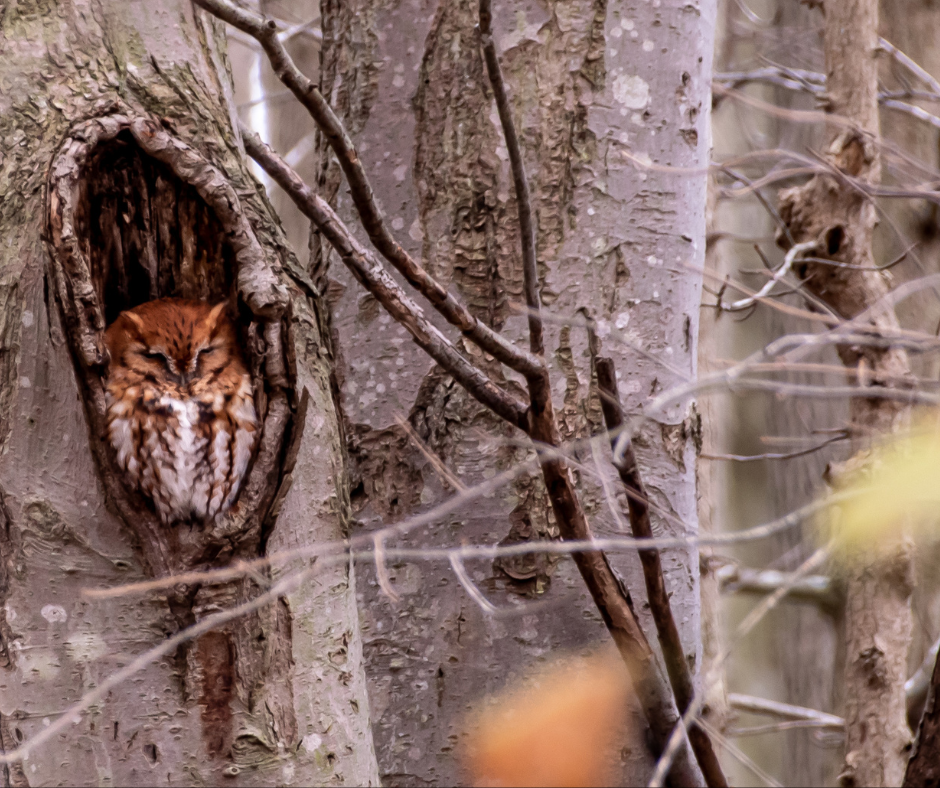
left=192, top=0, right=543, bottom=380
left=241, top=125, right=530, bottom=432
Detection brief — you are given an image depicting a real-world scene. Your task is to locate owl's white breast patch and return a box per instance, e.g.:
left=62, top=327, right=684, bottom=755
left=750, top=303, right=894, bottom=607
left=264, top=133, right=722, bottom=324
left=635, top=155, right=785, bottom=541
left=107, top=379, right=258, bottom=525
left=155, top=395, right=212, bottom=522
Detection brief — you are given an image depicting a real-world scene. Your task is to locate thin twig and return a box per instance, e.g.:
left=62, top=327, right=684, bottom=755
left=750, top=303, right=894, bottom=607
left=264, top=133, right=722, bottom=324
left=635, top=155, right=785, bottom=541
left=394, top=414, right=467, bottom=492
left=85, top=481, right=857, bottom=604
left=716, top=564, right=840, bottom=610
left=878, top=37, right=940, bottom=97
left=697, top=717, right=784, bottom=788
left=196, top=0, right=544, bottom=379
left=478, top=0, right=543, bottom=356
left=449, top=554, right=498, bottom=614
left=701, top=432, right=847, bottom=462
left=724, top=241, right=817, bottom=311
left=373, top=534, right=400, bottom=602
left=728, top=693, right=845, bottom=729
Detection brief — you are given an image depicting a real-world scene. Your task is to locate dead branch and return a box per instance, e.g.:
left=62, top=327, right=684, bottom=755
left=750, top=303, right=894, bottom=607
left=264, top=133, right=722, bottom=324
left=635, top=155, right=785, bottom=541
left=474, top=4, right=704, bottom=782
left=728, top=693, right=845, bottom=730
left=650, top=547, right=831, bottom=788
left=193, top=0, right=543, bottom=380
left=595, top=358, right=727, bottom=788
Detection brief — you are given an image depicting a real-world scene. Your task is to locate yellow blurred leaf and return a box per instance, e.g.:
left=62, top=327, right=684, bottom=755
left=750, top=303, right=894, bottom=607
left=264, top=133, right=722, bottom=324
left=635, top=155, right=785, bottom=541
left=463, top=652, right=632, bottom=787
left=833, top=418, right=940, bottom=548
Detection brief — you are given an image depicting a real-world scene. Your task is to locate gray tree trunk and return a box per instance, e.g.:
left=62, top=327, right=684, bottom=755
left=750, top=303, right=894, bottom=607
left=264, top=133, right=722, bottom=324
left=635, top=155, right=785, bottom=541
left=0, top=2, right=377, bottom=785
left=313, top=1, right=715, bottom=784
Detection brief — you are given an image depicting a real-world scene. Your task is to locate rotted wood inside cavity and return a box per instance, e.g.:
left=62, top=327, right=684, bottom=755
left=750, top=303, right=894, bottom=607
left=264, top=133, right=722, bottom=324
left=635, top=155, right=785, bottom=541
left=43, top=115, right=301, bottom=769
left=47, top=117, right=294, bottom=581
left=73, top=131, right=235, bottom=322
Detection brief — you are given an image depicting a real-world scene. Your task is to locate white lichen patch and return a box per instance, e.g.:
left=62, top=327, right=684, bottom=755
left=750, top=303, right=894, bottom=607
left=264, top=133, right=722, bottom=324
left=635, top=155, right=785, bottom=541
left=41, top=604, right=67, bottom=623
left=613, top=74, right=650, bottom=110
left=301, top=733, right=323, bottom=753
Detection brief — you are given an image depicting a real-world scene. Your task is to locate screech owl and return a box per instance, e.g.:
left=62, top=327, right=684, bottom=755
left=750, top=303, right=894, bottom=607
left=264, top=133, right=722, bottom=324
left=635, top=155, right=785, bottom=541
left=103, top=298, right=259, bottom=525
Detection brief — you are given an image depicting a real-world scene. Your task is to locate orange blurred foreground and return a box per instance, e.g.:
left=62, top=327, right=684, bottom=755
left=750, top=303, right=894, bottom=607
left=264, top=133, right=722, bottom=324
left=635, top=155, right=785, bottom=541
left=464, top=651, right=633, bottom=787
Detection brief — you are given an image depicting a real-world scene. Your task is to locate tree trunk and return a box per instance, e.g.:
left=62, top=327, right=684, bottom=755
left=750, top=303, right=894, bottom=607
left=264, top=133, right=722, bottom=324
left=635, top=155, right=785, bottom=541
left=0, top=2, right=378, bottom=785
left=313, top=0, right=715, bottom=784
left=777, top=1, right=915, bottom=784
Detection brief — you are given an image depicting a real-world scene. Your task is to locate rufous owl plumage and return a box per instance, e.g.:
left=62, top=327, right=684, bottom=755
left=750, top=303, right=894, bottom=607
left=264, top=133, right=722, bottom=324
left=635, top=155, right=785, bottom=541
left=103, top=298, right=258, bottom=525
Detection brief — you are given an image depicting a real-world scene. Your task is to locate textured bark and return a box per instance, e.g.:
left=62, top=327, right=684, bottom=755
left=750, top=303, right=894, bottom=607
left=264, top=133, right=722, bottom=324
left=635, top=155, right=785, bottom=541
left=315, top=1, right=715, bottom=784
left=0, top=2, right=377, bottom=785
left=776, top=1, right=914, bottom=785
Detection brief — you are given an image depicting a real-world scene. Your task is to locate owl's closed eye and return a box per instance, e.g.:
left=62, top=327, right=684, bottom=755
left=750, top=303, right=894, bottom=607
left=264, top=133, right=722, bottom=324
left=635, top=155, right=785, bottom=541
left=103, top=297, right=258, bottom=525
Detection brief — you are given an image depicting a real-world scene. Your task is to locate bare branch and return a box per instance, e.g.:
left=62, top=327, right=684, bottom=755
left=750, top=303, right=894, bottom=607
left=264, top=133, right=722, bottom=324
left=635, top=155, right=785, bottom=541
left=478, top=0, right=543, bottom=356
left=724, top=240, right=818, bottom=311
left=197, top=0, right=544, bottom=379
left=650, top=547, right=831, bottom=787
left=449, top=554, right=499, bottom=614
left=240, top=124, right=531, bottom=432
left=716, top=564, right=840, bottom=610
left=595, top=357, right=727, bottom=788
left=728, top=693, right=845, bottom=730
left=86, top=479, right=857, bottom=603
left=697, top=717, right=784, bottom=788
left=878, top=37, right=940, bottom=97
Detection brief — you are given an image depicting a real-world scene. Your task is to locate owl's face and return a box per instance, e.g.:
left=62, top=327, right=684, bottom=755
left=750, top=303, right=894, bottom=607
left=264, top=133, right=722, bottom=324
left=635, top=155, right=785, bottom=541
left=104, top=298, right=247, bottom=398
left=103, top=298, right=259, bottom=525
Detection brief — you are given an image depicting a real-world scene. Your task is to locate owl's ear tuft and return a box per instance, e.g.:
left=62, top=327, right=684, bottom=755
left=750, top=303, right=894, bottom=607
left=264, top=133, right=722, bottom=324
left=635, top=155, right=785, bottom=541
left=204, top=302, right=228, bottom=334
left=122, top=310, right=145, bottom=335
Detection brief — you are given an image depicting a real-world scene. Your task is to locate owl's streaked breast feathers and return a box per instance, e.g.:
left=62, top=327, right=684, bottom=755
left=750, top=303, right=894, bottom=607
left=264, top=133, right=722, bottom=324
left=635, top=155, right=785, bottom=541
left=104, top=298, right=259, bottom=525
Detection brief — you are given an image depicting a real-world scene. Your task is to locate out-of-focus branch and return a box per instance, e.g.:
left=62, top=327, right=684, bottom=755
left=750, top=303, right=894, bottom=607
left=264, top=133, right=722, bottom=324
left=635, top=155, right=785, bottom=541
left=241, top=125, right=530, bottom=432
left=478, top=0, right=542, bottom=357
left=906, top=635, right=940, bottom=734
left=195, top=0, right=543, bottom=379
left=878, top=37, right=940, bottom=97
left=716, top=564, right=841, bottom=612
left=728, top=693, right=845, bottom=730
left=595, top=357, right=727, bottom=788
